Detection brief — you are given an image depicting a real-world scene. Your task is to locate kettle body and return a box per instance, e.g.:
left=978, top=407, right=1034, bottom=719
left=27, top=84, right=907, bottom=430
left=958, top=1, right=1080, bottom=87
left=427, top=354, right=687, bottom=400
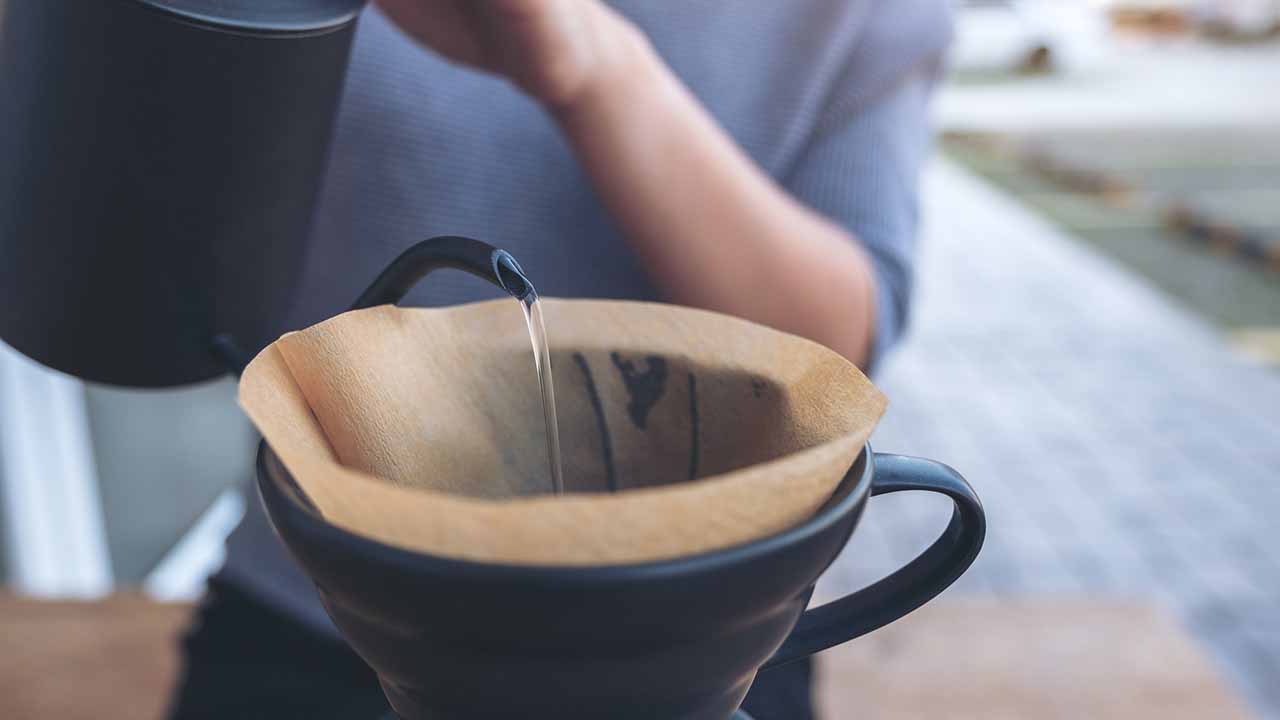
left=0, top=0, right=366, bottom=386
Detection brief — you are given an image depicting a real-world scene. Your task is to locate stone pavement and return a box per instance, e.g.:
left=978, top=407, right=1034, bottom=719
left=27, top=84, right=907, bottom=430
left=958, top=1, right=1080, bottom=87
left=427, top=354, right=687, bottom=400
left=814, top=159, right=1280, bottom=718
left=942, top=129, right=1280, bottom=333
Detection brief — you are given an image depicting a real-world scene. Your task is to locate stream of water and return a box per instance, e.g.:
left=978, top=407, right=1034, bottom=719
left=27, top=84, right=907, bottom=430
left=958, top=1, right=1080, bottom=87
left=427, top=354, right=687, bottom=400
left=518, top=292, right=564, bottom=494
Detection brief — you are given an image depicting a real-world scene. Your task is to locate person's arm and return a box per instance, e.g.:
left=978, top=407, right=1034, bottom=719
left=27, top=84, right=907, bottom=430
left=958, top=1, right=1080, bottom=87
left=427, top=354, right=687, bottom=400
left=377, top=0, right=879, bottom=365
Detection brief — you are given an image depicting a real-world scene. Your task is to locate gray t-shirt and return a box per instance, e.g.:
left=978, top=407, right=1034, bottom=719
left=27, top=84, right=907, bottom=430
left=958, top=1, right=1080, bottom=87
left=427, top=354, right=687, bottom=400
left=222, top=0, right=951, bottom=635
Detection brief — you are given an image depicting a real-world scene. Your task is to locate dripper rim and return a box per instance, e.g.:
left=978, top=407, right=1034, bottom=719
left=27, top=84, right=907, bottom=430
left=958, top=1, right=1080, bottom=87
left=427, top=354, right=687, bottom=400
left=257, top=441, right=873, bottom=582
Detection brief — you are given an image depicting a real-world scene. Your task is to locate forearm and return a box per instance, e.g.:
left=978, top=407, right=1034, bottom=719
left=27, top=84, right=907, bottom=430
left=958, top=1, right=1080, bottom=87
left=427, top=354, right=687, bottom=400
left=375, top=0, right=880, bottom=365
left=550, top=25, right=877, bottom=366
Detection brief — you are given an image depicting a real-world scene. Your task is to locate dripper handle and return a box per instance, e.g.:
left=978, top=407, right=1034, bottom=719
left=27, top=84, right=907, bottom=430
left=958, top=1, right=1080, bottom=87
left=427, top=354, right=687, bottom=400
left=350, top=236, right=533, bottom=311
left=763, top=453, right=986, bottom=668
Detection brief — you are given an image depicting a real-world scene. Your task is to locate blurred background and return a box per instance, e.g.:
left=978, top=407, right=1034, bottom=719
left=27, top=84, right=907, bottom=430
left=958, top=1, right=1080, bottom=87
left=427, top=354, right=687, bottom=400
left=819, top=0, right=1280, bottom=716
left=2, top=0, right=1278, bottom=717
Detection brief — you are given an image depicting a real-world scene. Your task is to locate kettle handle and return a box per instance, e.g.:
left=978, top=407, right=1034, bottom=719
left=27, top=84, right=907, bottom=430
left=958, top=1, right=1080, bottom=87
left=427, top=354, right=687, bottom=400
left=350, top=235, right=533, bottom=311
left=763, top=453, right=986, bottom=668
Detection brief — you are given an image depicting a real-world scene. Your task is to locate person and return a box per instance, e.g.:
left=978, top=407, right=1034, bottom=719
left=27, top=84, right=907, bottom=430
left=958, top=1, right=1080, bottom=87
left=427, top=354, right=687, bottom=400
left=167, top=1, right=950, bottom=717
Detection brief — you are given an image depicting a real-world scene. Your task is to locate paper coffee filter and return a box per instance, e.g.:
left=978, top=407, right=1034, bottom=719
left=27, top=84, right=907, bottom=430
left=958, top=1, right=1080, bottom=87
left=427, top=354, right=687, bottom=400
left=240, top=299, right=886, bottom=566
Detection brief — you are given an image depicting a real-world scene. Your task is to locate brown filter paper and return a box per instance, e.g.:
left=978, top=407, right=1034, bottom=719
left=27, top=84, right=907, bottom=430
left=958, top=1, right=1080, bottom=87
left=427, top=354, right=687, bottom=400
left=239, top=299, right=886, bottom=566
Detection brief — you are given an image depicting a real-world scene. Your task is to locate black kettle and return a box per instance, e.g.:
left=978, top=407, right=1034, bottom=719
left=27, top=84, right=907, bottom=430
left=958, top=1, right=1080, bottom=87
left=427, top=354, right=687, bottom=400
left=0, top=0, right=367, bottom=387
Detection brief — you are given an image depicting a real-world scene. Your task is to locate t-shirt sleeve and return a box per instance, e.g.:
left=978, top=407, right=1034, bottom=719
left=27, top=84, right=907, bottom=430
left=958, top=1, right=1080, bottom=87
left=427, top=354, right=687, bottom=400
left=782, top=0, right=951, bottom=372
left=783, top=70, right=938, bottom=372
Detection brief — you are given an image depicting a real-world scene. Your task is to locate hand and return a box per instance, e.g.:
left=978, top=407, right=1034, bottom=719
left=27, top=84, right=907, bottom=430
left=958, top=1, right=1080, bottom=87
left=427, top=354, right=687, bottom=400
left=375, top=0, right=646, bottom=111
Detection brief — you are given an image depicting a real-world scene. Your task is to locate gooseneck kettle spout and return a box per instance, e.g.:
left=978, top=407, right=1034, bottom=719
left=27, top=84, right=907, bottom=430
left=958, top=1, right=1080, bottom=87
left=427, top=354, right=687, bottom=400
left=351, top=236, right=535, bottom=311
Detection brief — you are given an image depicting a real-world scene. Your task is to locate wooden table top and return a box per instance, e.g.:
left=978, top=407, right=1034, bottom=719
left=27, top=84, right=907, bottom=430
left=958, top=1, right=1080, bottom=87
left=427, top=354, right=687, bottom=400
left=0, top=593, right=1252, bottom=719
left=814, top=600, right=1253, bottom=720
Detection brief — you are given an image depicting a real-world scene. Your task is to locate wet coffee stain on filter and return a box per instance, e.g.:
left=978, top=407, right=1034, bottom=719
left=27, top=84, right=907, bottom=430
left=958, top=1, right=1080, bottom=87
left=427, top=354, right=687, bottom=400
left=573, top=352, right=618, bottom=493
left=610, top=352, right=668, bottom=429
left=610, top=352, right=701, bottom=483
